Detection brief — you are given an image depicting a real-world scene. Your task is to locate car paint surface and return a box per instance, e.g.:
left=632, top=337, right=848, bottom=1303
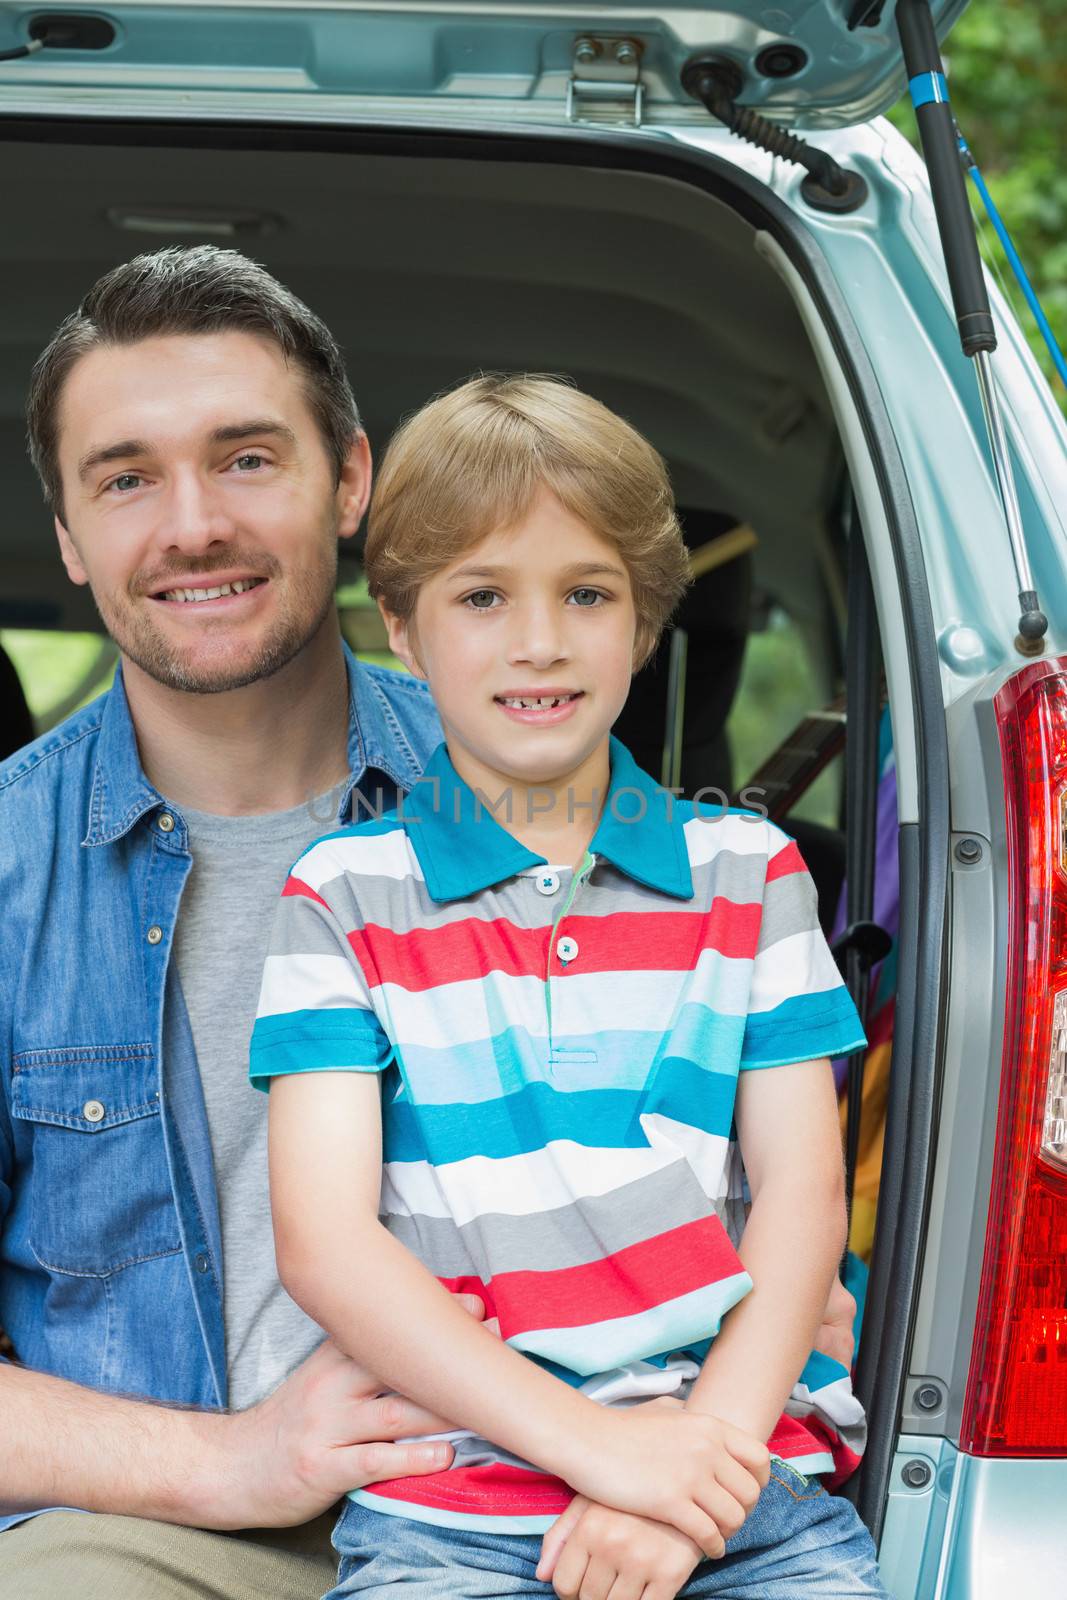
left=5, top=0, right=971, bottom=128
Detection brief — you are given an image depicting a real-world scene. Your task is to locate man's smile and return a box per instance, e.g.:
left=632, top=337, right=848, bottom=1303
left=143, top=568, right=273, bottom=612
left=158, top=577, right=265, bottom=604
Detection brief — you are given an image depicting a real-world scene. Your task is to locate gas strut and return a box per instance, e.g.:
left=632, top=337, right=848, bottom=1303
left=896, top=0, right=1046, bottom=654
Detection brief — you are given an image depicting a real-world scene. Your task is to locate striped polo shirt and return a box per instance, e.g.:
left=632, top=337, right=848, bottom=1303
left=250, top=738, right=868, bottom=1533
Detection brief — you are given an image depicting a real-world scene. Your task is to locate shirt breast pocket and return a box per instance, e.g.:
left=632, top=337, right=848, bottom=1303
left=10, top=1044, right=182, bottom=1276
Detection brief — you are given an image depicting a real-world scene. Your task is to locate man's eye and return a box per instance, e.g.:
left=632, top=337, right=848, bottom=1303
left=232, top=453, right=265, bottom=471
left=569, top=588, right=604, bottom=607
left=464, top=590, right=500, bottom=610
left=110, top=473, right=143, bottom=493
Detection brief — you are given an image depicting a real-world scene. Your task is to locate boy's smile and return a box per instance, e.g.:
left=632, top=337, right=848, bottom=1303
left=381, top=486, right=639, bottom=814
left=494, top=688, right=584, bottom=725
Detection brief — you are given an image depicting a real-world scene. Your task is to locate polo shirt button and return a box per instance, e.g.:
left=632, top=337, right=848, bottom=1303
left=536, top=872, right=561, bottom=896
left=556, top=935, right=579, bottom=964
left=147, top=924, right=163, bottom=945
left=83, top=1100, right=105, bottom=1124
left=158, top=812, right=175, bottom=833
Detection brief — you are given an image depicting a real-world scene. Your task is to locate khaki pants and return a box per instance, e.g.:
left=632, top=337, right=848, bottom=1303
left=0, top=1505, right=340, bottom=1599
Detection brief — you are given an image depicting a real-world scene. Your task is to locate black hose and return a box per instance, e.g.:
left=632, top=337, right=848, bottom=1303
left=711, top=95, right=849, bottom=196
left=681, top=59, right=851, bottom=198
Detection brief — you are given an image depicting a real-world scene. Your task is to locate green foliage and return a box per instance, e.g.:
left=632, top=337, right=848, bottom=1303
left=0, top=629, right=114, bottom=723
left=888, top=0, right=1067, bottom=409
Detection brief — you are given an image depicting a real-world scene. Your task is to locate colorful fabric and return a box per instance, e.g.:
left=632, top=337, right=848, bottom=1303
left=251, top=738, right=868, bottom=1532
left=832, top=706, right=899, bottom=1260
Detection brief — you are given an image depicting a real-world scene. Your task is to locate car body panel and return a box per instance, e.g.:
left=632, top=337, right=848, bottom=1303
left=7, top=0, right=971, bottom=128
left=882, top=1445, right=1067, bottom=1598
left=666, top=121, right=1067, bottom=705
left=878, top=1436, right=957, bottom=1600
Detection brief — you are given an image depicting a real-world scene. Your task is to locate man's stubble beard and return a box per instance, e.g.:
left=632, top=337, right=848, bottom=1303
left=92, top=535, right=341, bottom=696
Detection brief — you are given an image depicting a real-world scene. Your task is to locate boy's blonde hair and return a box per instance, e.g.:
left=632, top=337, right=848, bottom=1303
left=364, top=374, right=691, bottom=668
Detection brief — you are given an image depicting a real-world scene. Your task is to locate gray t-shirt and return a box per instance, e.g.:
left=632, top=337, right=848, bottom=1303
left=172, top=789, right=343, bottom=1411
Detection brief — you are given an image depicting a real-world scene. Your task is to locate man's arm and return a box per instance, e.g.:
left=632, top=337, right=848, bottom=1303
left=0, top=1339, right=461, bottom=1527
left=685, top=1057, right=847, bottom=1437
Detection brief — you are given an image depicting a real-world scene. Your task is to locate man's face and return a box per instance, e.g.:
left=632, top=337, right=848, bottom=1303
left=54, top=330, right=368, bottom=694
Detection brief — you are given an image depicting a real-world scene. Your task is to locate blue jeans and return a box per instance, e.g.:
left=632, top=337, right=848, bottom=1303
left=325, top=1466, right=889, bottom=1599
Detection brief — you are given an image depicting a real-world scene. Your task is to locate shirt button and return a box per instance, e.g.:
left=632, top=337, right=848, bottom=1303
left=83, top=1100, right=105, bottom=1124
left=158, top=812, right=175, bottom=833
left=146, top=925, right=163, bottom=945
left=194, top=1253, right=210, bottom=1274
left=536, top=871, right=561, bottom=896
left=556, top=935, right=579, bottom=964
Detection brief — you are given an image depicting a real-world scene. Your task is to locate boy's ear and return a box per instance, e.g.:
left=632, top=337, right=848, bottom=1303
left=55, top=515, right=89, bottom=586
left=377, top=598, right=425, bottom=679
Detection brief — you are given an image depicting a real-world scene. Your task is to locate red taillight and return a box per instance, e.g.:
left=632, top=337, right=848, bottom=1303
left=962, top=656, right=1067, bottom=1456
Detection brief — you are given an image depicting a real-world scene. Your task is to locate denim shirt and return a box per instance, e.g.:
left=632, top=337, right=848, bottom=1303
left=0, top=645, right=441, bottom=1532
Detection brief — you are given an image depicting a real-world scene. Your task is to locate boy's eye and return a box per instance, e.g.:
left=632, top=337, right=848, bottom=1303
left=464, top=590, right=500, bottom=610
left=568, top=588, right=604, bottom=607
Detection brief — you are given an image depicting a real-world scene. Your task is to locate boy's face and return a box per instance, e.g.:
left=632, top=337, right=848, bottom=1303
left=52, top=330, right=369, bottom=694
left=384, top=486, right=639, bottom=791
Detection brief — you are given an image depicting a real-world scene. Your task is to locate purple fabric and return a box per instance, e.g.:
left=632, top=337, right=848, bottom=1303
left=831, top=760, right=899, bottom=1093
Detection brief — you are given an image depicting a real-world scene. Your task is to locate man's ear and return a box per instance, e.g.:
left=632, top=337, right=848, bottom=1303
left=336, top=432, right=372, bottom=542
left=55, top=516, right=89, bottom=587
left=377, top=598, right=424, bottom=679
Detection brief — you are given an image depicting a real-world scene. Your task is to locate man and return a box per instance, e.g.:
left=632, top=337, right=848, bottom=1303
left=0, top=246, right=470, bottom=1597
left=0, top=247, right=856, bottom=1599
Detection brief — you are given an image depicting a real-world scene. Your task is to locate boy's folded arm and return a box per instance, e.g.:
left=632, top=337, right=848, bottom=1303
left=269, top=1069, right=582, bottom=1469
left=267, top=1069, right=756, bottom=1555
left=685, top=1056, right=848, bottom=1441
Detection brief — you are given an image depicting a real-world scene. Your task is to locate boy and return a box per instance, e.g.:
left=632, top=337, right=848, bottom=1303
left=251, top=376, right=888, bottom=1599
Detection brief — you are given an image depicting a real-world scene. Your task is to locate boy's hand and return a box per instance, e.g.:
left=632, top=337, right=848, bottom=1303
left=538, top=1497, right=703, bottom=1600
left=813, top=1276, right=857, bottom=1370
left=563, top=1404, right=768, bottom=1557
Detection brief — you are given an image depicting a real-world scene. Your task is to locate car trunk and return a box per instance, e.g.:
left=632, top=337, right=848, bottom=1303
left=0, top=111, right=950, bottom=1540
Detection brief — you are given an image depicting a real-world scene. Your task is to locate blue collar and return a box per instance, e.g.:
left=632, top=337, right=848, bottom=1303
left=83, top=643, right=424, bottom=846
left=403, top=736, right=693, bottom=903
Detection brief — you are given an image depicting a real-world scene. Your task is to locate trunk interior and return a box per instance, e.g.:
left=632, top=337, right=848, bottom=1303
left=0, top=120, right=905, bottom=1526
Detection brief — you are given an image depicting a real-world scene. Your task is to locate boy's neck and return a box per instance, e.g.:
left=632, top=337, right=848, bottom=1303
left=447, top=736, right=612, bottom=867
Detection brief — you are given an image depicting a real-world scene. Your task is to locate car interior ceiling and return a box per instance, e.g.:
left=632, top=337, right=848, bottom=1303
left=1, top=139, right=842, bottom=636
left=3, top=135, right=853, bottom=839
left=1, top=130, right=890, bottom=1271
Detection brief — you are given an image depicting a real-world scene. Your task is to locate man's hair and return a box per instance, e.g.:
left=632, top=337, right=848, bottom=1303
left=365, top=374, right=691, bottom=668
left=26, top=245, right=360, bottom=522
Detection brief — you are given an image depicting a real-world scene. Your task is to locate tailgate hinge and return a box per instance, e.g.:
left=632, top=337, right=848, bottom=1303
left=567, top=37, right=644, bottom=127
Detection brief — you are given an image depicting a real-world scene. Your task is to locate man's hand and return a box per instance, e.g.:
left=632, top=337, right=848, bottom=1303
left=0, top=1302, right=480, bottom=1530
left=813, top=1276, right=857, bottom=1370
left=538, top=1497, right=703, bottom=1600
left=206, top=1304, right=484, bottom=1529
